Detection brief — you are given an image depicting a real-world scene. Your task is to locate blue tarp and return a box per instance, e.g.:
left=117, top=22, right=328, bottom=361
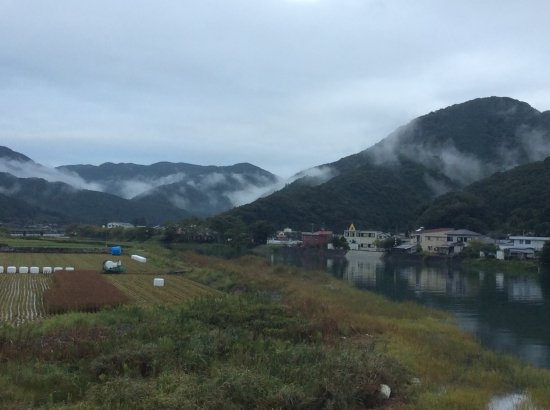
left=111, top=246, right=122, bottom=255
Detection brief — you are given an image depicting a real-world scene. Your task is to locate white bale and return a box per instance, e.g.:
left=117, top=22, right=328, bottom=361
left=7, top=266, right=16, bottom=274
left=0, top=266, right=3, bottom=273
left=43, top=267, right=52, bottom=274
left=131, top=255, right=147, bottom=263
left=65, top=267, right=74, bottom=271
left=54, top=267, right=63, bottom=272
left=19, top=267, right=29, bottom=274
left=30, top=267, right=39, bottom=274
left=154, top=278, right=164, bottom=287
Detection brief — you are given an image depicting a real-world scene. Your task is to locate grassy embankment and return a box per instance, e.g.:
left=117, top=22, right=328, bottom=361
left=461, top=257, right=541, bottom=274
left=1, top=246, right=550, bottom=409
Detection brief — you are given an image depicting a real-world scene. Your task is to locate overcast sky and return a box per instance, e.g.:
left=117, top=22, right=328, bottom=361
left=1, top=0, right=549, bottom=178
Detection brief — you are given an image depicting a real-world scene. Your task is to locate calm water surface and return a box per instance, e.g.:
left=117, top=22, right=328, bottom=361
left=269, top=249, right=550, bottom=368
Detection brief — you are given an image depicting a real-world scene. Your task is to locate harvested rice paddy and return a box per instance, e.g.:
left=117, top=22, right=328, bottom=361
left=0, top=254, right=162, bottom=274
left=106, top=274, right=221, bottom=307
left=0, top=275, right=54, bottom=323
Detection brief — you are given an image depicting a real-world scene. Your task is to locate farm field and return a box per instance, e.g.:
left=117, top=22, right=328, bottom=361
left=0, top=254, right=162, bottom=274
left=106, top=274, right=221, bottom=307
left=0, top=275, right=53, bottom=323
left=2, top=238, right=105, bottom=248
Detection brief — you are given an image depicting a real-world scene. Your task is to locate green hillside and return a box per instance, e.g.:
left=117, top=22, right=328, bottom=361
left=414, top=157, right=550, bottom=235
left=227, top=159, right=456, bottom=232
left=222, top=97, right=550, bottom=231
left=0, top=192, right=69, bottom=225
left=0, top=173, right=190, bottom=226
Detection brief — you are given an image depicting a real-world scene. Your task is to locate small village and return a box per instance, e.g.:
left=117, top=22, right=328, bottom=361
left=268, top=224, right=549, bottom=261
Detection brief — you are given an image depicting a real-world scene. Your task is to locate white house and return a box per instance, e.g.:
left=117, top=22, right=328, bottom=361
left=508, top=236, right=550, bottom=251
left=106, top=222, right=134, bottom=229
left=343, top=223, right=389, bottom=251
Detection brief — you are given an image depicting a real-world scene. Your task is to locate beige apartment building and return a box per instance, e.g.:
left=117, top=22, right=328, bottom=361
left=410, top=228, right=453, bottom=253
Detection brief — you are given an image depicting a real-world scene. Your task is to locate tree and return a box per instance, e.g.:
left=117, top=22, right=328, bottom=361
left=250, top=220, right=276, bottom=245
left=540, top=240, right=550, bottom=270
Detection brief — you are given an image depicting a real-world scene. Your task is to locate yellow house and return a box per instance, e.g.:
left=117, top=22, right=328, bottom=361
left=410, top=228, right=453, bottom=253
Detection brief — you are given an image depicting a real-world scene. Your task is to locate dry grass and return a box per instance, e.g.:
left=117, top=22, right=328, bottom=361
left=106, top=274, right=221, bottom=307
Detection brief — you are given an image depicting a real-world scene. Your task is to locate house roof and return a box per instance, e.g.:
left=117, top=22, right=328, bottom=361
left=509, top=236, right=550, bottom=241
left=394, top=244, right=416, bottom=249
left=447, top=229, right=482, bottom=236
left=415, top=228, right=453, bottom=234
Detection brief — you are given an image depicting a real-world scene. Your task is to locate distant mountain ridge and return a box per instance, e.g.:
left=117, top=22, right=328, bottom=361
left=224, top=97, right=550, bottom=231
left=59, top=161, right=281, bottom=217
left=0, top=146, right=281, bottom=224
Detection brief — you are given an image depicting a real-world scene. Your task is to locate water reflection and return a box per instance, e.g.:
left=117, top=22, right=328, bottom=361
left=270, top=249, right=550, bottom=368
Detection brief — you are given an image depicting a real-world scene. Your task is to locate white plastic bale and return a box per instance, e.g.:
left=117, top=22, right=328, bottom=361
left=0, top=266, right=3, bottom=273
left=7, top=266, right=16, bottom=273
left=19, top=267, right=29, bottom=274
left=54, top=267, right=63, bottom=272
left=131, top=255, right=147, bottom=263
left=65, top=267, right=74, bottom=271
left=154, top=278, right=164, bottom=287
left=43, top=267, right=52, bottom=274
left=30, top=267, right=39, bottom=274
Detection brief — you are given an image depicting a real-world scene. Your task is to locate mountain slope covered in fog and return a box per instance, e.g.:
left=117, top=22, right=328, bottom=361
left=59, top=162, right=281, bottom=217
left=0, top=172, right=189, bottom=225
left=225, top=97, right=550, bottom=231
left=414, top=157, right=550, bottom=236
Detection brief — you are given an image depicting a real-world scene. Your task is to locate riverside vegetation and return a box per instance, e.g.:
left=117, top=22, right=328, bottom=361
left=0, top=246, right=550, bottom=409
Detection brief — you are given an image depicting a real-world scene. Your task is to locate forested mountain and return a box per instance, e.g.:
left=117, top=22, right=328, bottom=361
left=0, top=173, right=190, bottom=225
left=58, top=162, right=281, bottom=216
left=0, top=192, right=69, bottom=226
left=414, top=157, right=550, bottom=236
left=224, top=97, right=550, bottom=231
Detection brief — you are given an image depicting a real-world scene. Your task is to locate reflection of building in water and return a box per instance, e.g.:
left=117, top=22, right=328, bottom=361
left=344, top=252, right=383, bottom=285
left=508, top=279, right=543, bottom=303
left=496, top=273, right=505, bottom=290
left=399, top=267, right=472, bottom=296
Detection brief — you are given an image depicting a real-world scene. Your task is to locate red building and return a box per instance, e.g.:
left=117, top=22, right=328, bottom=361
left=302, top=230, right=333, bottom=246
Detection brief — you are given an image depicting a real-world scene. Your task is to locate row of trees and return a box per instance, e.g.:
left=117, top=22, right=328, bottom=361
left=66, top=215, right=277, bottom=248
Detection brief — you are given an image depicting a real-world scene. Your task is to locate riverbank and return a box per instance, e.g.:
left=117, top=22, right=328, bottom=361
left=1, top=246, right=549, bottom=409
left=461, top=257, right=541, bottom=274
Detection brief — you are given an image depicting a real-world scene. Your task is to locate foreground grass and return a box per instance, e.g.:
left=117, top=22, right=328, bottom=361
left=1, top=250, right=550, bottom=409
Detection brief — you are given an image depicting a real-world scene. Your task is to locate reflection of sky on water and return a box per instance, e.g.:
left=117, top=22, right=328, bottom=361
left=339, top=252, right=550, bottom=368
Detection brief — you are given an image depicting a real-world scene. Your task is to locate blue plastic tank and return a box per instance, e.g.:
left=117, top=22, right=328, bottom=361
left=111, top=246, right=122, bottom=255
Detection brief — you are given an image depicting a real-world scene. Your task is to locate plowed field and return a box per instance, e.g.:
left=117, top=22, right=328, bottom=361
left=106, top=275, right=221, bottom=307
left=0, top=275, right=54, bottom=323
left=0, top=254, right=161, bottom=274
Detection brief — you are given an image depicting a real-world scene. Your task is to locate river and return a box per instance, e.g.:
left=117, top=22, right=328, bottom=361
left=269, top=248, right=550, bottom=369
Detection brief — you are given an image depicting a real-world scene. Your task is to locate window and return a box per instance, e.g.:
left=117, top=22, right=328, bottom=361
left=427, top=236, right=431, bottom=240
left=519, top=240, right=524, bottom=244
left=344, top=232, right=349, bottom=237
left=428, top=246, right=432, bottom=250
left=369, top=233, right=375, bottom=237
left=525, top=240, right=531, bottom=244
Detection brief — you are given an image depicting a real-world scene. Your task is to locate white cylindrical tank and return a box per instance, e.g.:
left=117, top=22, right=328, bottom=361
left=154, top=278, right=164, bottom=287
left=54, top=267, right=63, bottom=272
left=7, top=266, right=16, bottom=273
left=30, top=267, right=39, bottom=274
left=0, top=266, right=3, bottom=274
left=43, top=267, right=52, bottom=274
left=65, top=267, right=74, bottom=271
left=19, top=267, right=29, bottom=274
